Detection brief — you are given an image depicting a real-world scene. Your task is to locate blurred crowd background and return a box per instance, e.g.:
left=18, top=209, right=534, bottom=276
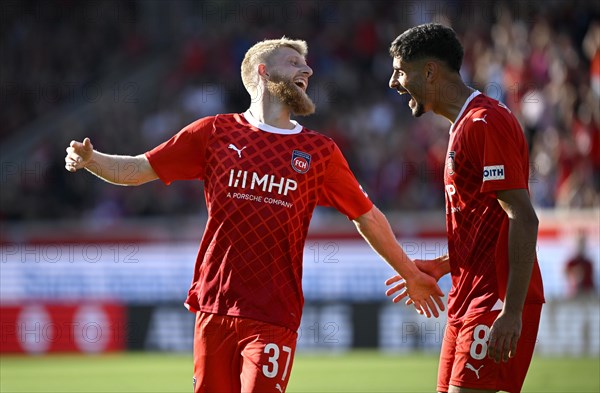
left=1, top=0, right=599, bottom=221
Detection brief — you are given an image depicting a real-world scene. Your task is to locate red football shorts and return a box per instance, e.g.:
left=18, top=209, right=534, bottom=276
left=193, top=312, right=298, bottom=392
left=437, top=303, right=542, bottom=393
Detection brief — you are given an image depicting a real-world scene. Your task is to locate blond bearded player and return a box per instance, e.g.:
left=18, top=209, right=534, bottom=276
left=65, top=37, right=444, bottom=392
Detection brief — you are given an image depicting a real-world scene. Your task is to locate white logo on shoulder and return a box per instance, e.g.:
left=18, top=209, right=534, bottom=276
left=472, top=114, right=488, bottom=124
left=483, top=165, right=505, bottom=181
left=498, top=102, right=511, bottom=113
left=228, top=144, right=247, bottom=158
left=466, top=363, right=483, bottom=379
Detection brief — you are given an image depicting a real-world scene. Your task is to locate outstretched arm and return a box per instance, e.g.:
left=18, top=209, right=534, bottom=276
left=486, top=188, right=538, bottom=363
left=65, top=138, right=158, bottom=186
left=353, top=205, right=445, bottom=318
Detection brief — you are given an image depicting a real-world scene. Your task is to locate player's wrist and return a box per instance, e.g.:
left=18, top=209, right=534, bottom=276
left=83, top=150, right=97, bottom=168
left=433, top=255, right=450, bottom=280
left=400, top=262, right=421, bottom=281
left=502, top=302, right=524, bottom=315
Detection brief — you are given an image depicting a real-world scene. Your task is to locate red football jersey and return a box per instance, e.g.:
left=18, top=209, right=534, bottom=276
left=145, top=112, right=373, bottom=330
left=444, top=92, right=545, bottom=321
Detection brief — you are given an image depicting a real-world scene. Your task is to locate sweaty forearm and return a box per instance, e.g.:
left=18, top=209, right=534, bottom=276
left=85, top=151, right=157, bottom=186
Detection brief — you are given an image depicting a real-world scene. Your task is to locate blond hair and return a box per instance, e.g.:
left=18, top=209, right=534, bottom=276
left=241, top=37, right=308, bottom=95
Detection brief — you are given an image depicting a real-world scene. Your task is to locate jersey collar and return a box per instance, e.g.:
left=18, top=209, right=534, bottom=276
left=243, top=110, right=303, bottom=135
left=449, top=90, right=481, bottom=134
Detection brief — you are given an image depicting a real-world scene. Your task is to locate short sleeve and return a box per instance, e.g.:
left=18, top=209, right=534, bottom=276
left=318, top=143, right=373, bottom=220
left=145, top=116, right=214, bottom=185
left=472, top=110, right=529, bottom=194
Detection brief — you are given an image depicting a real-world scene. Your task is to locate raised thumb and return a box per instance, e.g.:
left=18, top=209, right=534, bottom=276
left=83, top=137, right=93, bottom=150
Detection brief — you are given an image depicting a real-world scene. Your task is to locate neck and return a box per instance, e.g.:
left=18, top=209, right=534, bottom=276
left=432, top=76, right=474, bottom=124
left=248, top=94, right=294, bottom=130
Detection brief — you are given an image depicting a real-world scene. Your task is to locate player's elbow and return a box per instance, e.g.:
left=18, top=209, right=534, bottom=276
left=129, top=155, right=159, bottom=186
left=129, top=174, right=156, bottom=186
left=513, top=205, right=539, bottom=234
left=128, top=178, right=148, bottom=186
left=522, top=206, right=539, bottom=227
left=353, top=206, right=379, bottom=231
left=529, top=210, right=539, bottom=227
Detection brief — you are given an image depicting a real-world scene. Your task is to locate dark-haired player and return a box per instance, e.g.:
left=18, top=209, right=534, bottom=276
left=385, top=24, right=545, bottom=393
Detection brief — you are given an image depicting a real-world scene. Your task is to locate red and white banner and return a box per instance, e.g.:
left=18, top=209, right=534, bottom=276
left=0, top=303, right=125, bottom=354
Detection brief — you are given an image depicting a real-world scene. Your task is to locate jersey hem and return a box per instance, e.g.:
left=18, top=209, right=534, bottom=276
left=448, top=299, right=545, bottom=322
left=480, top=181, right=528, bottom=194
left=186, top=302, right=300, bottom=332
left=145, top=152, right=172, bottom=185
left=346, top=201, right=374, bottom=221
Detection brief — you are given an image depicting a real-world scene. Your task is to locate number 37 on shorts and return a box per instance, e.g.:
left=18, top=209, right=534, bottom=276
left=263, top=343, right=293, bottom=380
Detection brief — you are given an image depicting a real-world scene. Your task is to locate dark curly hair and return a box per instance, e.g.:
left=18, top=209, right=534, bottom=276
left=389, top=23, right=464, bottom=73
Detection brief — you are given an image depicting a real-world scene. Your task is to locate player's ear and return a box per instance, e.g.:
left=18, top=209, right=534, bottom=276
left=424, top=61, right=438, bottom=82
left=258, top=64, right=270, bottom=79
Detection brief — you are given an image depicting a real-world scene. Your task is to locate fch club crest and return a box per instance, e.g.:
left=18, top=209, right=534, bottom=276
left=291, top=150, right=311, bottom=174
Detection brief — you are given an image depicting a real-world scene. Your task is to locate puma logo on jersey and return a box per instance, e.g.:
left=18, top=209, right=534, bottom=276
left=466, top=363, right=483, bottom=379
left=472, top=114, right=487, bottom=124
left=228, top=144, right=247, bottom=158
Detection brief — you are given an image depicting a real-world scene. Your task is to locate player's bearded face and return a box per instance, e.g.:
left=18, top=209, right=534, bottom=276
left=393, top=84, right=425, bottom=117
left=400, top=78, right=426, bottom=118
left=409, top=91, right=426, bottom=117
left=266, top=72, right=315, bottom=116
left=391, top=58, right=427, bottom=117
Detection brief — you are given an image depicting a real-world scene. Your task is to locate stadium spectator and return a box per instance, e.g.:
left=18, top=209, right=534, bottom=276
left=64, top=37, right=444, bottom=392
left=384, top=23, right=545, bottom=393
left=564, top=231, right=597, bottom=299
